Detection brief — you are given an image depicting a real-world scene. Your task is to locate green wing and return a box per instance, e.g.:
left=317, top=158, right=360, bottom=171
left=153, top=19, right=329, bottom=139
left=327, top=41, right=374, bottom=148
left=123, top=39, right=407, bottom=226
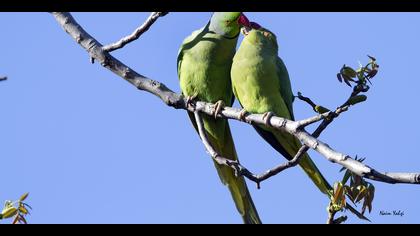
left=177, top=22, right=210, bottom=81
left=177, top=23, right=261, bottom=224
left=276, top=57, right=295, bottom=120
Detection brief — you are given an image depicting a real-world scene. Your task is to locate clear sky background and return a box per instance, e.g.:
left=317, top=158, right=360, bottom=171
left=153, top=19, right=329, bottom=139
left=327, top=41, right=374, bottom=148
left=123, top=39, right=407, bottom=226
left=1, top=12, right=420, bottom=224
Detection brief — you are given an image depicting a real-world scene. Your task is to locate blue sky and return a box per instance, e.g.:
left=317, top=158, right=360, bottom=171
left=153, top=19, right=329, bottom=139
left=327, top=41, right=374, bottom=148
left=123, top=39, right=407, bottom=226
left=1, top=12, right=420, bottom=224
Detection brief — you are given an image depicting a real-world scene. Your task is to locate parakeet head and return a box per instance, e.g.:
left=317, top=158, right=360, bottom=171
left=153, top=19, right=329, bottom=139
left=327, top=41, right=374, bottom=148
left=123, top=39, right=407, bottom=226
left=241, top=25, right=278, bottom=51
left=209, top=12, right=252, bottom=38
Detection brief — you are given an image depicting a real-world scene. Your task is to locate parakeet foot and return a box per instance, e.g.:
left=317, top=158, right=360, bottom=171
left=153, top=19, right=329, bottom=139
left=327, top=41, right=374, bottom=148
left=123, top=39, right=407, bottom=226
left=262, top=111, right=275, bottom=127
left=186, top=93, right=198, bottom=110
left=238, top=108, right=248, bottom=121
left=213, top=100, right=225, bottom=119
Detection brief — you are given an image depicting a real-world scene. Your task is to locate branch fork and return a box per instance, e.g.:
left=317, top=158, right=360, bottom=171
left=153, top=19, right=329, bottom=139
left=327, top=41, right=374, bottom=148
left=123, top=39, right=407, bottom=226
left=102, top=12, right=168, bottom=53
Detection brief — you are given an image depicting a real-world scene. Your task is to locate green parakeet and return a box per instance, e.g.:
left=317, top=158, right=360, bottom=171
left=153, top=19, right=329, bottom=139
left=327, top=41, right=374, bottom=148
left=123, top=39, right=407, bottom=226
left=177, top=12, right=261, bottom=224
left=231, top=25, right=369, bottom=221
left=231, top=25, right=332, bottom=195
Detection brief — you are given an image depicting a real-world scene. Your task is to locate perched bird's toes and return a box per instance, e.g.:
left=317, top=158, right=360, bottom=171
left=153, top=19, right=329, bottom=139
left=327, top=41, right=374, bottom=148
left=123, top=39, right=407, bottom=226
left=238, top=108, right=248, bottom=121
left=262, top=111, right=274, bottom=126
left=186, top=93, right=198, bottom=109
left=213, top=100, right=225, bottom=119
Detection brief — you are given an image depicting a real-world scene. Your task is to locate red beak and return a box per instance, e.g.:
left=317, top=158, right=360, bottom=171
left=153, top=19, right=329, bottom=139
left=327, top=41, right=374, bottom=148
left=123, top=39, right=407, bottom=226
left=250, top=22, right=262, bottom=30
left=238, top=14, right=262, bottom=36
left=238, top=13, right=251, bottom=28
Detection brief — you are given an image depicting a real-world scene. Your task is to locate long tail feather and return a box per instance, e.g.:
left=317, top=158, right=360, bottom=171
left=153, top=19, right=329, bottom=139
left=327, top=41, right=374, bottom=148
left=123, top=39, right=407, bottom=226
left=189, top=112, right=262, bottom=224
left=254, top=125, right=330, bottom=194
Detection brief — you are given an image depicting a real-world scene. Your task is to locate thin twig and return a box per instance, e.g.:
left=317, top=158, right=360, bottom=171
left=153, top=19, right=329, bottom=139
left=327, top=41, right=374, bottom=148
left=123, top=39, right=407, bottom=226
left=102, top=12, right=168, bottom=52
left=250, top=97, right=350, bottom=188
left=296, top=105, right=350, bottom=128
left=252, top=146, right=308, bottom=188
left=0, top=76, right=7, bottom=81
left=297, top=92, right=318, bottom=112
left=194, top=111, right=308, bottom=188
left=297, top=86, right=364, bottom=136
left=194, top=111, right=259, bottom=183
left=52, top=12, right=420, bottom=186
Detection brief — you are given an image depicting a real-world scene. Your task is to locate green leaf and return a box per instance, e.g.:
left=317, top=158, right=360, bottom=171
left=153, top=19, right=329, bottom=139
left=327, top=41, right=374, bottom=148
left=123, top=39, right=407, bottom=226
left=367, top=197, right=373, bottom=213
left=341, top=191, right=347, bottom=208
left=361, top=201, right=367, bottom=215
left=19, top=206, right=28, bottom=215
left=1, top=207, right=18, bottom=219
left=337, top=73, right=343, bottom=83
left=23, top=203, right=32, bottom=210
left=367, top=55, right=376, bottom=61
left=364, top=191, right=373, bottom=214
left=20, top=216, right=28, bottom=225
left=343, top=77, right=352, bottom=87
left=368, top=184, right=375, bottom=206
left=19, top=216, right=28, bottom=224
left=355, top=185, right=368, bottom=203
left=342, top=170, right=352, bottom=184
left=333, top=182, right=344, bottom=205
left=19, top=193, right=29, bottom=202
left=315, top=105, right=330, bottom=114
left=341, top=66, right=357, bottom=78
left=347, top=95, right=367, bottom=106
left=351, top=174, right=362, bottom=187
left=345, top=186, right=355, bottom=204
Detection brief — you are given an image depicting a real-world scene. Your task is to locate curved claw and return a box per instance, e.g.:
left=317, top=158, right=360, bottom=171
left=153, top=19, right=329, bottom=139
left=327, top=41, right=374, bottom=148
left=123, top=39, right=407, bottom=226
left=238, top=108, right=248, bottom=122
left=186, top=93, right=198, bottom=110
left=213, top=100, right=225, bottom=119
left=262, top=111, right=275, bottom=127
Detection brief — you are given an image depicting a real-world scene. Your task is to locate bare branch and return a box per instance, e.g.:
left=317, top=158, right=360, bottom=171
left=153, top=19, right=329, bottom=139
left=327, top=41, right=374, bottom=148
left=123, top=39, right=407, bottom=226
left=193, top=111, right=260, bottom=186
left=102, top=12, right=168, bottom=52
left=297, top=92, right=318, bottom=112
left=254, top=99, right=350, bottom=188
left=0, top=76, right=7, bottom=81
left=52, top=12, right=420, bottom=186
left=296, top=105, right=350, bottom=128
left=296, top=87, right=368, bottom=129
left=194, top=111, right=308, bottom=189
left=193, top=111, right=368, bottom=220
left=253, top=145, right=308, bottom=187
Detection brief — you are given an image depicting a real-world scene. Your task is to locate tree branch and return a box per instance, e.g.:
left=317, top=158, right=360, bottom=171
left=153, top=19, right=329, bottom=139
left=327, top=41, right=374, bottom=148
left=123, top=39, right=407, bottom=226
left=0, top=76, right=7, bottom=81
left=296, top=105, right=350, bottom=129
left=102, top=12, right=168, bottom=52
left=194, top=110, right=309, bottom=189
left=51, top=12, right=420, bottom=186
